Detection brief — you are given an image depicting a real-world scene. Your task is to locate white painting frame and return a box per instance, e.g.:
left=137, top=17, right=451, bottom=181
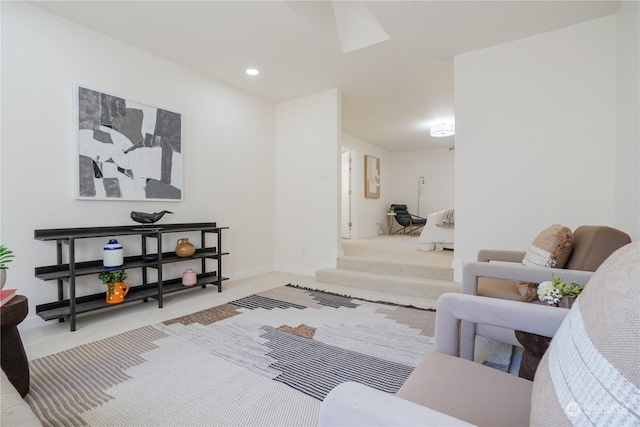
left=75, top=85, right=183, bottom=201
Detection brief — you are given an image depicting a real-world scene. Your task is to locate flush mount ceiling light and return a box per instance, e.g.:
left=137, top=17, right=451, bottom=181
left=246, top=68, right=259, bottom=76
left=430, top=123, right=455, bottom=137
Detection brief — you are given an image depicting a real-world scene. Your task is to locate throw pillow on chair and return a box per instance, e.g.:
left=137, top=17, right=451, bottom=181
left=517, top=224, right=574, bottom=302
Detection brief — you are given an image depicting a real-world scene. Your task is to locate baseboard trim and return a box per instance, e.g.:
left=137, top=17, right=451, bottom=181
left=273, top=265, right=316, bottom=277
left=228, top=266, right=273, bottom=280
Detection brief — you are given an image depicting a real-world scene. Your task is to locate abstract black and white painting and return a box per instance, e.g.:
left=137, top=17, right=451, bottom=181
left=76, top=86, right=183, bottom=201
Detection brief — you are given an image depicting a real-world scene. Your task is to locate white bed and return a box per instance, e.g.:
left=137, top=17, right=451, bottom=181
left=418, top=210, right=454, bottom=251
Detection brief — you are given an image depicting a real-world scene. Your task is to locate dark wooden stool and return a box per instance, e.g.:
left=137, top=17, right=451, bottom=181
left=1, top=295, right=30, bottom=397
left=514, top=329, right=552, bottom=381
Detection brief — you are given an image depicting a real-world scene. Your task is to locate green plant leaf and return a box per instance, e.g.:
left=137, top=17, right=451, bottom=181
left=549, top=273, right=583, bottom=297
left=98, top=269, right=128, bottom=284
left=0, top=245, right=15, bottom=269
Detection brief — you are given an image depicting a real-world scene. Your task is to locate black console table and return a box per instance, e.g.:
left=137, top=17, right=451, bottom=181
left=34, top=223, right=228, bottom=331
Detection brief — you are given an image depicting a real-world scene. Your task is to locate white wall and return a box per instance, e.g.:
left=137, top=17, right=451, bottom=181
left=1, top=2, right=276, bottom=325
left=275, top=90, right=341, bottom=274
left=615, top=1, right=640, bottom=242
left=391, top=148, right=455, bottom=218
left=341, top=133, right=392, bottom=239
left=454, top=15, right=618, bottom=264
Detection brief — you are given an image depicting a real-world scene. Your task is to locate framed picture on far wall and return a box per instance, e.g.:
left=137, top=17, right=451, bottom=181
left=364, top=155, right=380, bottom=198
left=75, top=86, right=183, bottom=201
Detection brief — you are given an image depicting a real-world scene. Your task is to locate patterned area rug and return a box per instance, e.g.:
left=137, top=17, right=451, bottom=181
left=25, top=285, right=513, bottom=427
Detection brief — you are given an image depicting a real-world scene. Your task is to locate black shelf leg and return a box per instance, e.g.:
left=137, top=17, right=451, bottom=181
left=157, top=231, right=163, bottom=308
left=217, top=231, right=223, bottom=292
left=201, top=230, right=207, bottom=288
left=68, top=239, right=77, bottom=331
left=56, top=241, right=65, bottom=323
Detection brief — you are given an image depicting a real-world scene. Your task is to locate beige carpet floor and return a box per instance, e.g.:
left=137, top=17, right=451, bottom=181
left=341, top=235, right=454, bottom=268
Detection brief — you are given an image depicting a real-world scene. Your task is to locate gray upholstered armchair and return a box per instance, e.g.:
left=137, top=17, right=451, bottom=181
left=319, top=242, right=638, bottom=426
left=460, top=225, right=631, bottom=360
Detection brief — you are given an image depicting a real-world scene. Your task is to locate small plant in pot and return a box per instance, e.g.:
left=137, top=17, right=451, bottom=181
left=98, top=269, right=130, bottom=304
left=0, top=245, right=15, bottom=289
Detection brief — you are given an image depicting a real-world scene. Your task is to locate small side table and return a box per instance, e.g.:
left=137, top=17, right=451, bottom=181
left=514, top=330, right=551, bottom=381
left=387, top=212, right=396, bottom=234
left=1, top=295, right=30, bottom=397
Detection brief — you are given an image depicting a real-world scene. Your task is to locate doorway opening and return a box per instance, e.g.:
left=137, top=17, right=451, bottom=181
left=341, top=148, right=353, bottom=239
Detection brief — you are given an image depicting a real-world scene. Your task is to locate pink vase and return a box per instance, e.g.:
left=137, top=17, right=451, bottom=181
left=182, top=269, right=197, bottom=286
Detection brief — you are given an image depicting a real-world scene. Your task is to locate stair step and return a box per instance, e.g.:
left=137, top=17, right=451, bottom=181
left=315, top=268, right=460, bottom=300
left=337, top=257, right=454, bottom=281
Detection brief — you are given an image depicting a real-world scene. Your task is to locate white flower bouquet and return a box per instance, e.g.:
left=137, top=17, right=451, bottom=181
left=537, top=274, right=584, bottom=307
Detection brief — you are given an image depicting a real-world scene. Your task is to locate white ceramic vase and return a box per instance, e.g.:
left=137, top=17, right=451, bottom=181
left=103, top=239, right=124, bottom=268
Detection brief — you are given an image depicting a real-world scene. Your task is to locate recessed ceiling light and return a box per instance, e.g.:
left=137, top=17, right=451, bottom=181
left=246, top=68, right=259, bottom=76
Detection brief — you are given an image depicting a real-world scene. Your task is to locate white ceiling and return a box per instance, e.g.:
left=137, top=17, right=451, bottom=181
left=30, top=0, right=620, bottom=152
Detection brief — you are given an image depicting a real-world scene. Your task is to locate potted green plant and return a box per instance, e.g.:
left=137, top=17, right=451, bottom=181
left=0, top=245, right=15, bottom=289
left=98, top=269, right=129, bottom=304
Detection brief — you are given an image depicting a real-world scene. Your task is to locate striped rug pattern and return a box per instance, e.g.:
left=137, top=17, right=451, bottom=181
left=25, top=285, right=512, bottom=426
left=261, top=325, right=413, bottom=399
left=25, top=325, right=170, bottom=426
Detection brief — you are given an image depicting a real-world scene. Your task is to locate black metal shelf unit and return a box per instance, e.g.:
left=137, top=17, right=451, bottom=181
left=34, top=222, right=229, bottom=331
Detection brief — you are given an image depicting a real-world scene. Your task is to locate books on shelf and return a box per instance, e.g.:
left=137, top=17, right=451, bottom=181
left=0, top=288, right=17, bottom=307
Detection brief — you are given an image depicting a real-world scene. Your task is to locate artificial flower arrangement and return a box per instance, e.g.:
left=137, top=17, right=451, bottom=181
left=537, top=274, right=584, bottom=307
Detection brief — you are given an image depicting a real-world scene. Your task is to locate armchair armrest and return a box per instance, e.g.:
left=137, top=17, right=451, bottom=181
left=477, top=249, right=526, bottom=263
left=435, top=293, right=569, bottom=357
left=462, top=261, right=594, bottom=295
left=459, top=262, right=591, bottom=359
left=319, top=382, right=474, bottom=426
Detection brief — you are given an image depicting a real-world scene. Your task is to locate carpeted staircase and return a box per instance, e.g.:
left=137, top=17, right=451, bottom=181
left=315, top=237, right=461, bottom=307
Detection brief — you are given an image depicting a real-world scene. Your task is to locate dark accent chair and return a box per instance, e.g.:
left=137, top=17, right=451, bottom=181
left=390, top=204, right=426, bottom=235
